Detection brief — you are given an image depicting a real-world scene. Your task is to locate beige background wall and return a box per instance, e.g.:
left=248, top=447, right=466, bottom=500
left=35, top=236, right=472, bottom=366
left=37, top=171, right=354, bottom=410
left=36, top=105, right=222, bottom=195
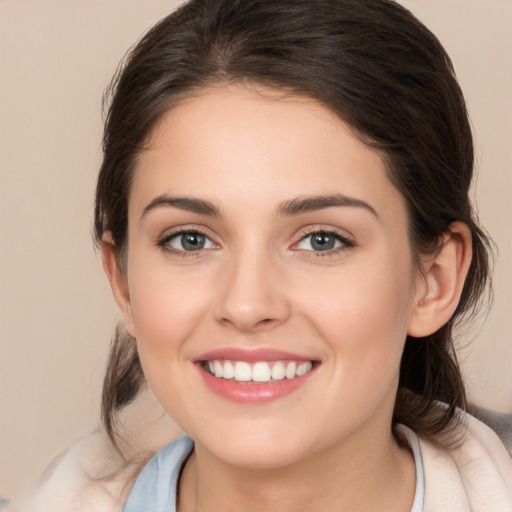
left=1, top=0, right=511, bottom=498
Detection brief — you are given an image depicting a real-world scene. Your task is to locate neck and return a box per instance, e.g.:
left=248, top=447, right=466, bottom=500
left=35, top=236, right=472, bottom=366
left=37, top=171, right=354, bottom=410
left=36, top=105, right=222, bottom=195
left=177, top=423, right=415, bottom=512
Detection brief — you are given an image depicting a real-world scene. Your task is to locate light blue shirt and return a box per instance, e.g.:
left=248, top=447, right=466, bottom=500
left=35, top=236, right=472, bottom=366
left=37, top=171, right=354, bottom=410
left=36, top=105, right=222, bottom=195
left=124, top=430, right=424, bottom=511
left=124, top=435, right=194, bottom=512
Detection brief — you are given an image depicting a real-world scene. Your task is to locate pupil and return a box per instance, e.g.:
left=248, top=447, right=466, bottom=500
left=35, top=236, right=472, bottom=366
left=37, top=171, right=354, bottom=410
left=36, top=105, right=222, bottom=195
left=182, top=233, right=205, bottom=251
left=311, top=233, right=335, bottom=251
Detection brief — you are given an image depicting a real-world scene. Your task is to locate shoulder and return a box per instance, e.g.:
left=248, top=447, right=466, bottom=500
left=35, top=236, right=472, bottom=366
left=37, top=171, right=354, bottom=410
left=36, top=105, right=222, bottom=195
left=8, top=430, right=145, bottom=512
left=9, top=387, right=183, bottom=512
left=419, top=411, right=512, bottom=512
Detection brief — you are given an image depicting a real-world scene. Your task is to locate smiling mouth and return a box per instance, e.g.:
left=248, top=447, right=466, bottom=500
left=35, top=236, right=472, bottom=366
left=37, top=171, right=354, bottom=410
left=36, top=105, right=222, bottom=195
left=202, top=360, right=315, bottom=383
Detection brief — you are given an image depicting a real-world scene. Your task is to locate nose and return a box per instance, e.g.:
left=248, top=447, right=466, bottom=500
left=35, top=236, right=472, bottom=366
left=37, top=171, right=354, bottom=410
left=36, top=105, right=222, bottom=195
left=214, top=246, right=291, bottom=333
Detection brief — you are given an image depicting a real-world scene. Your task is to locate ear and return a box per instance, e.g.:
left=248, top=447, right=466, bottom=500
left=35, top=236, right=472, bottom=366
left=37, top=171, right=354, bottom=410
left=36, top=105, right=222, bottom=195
left=101, top=234, right=136, bottom=337
left=407, top=222, right=472, bottom=337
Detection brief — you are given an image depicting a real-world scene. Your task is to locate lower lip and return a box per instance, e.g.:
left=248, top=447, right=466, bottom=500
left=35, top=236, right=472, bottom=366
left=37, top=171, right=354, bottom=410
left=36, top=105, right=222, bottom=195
left=197, top=364, right=317, bottom=403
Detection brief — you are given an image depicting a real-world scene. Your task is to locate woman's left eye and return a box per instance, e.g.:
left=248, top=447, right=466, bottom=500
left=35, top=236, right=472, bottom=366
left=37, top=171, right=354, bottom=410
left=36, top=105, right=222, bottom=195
left=295, top=231, right=353, bottom=252
left=160, top=231, right=216, bottom=252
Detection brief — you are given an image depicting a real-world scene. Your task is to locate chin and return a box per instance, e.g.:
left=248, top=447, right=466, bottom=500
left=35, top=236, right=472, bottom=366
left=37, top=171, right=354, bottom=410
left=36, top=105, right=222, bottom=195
left=216, top=442, right=306, bottom=470
left=193, top=423, right=316, bottom=470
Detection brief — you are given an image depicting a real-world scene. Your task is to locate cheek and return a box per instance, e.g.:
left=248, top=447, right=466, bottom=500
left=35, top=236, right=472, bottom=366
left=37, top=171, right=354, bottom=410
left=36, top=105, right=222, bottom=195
left=126, top=253, right=213, bottom=357
left=296, top=250, right=416, bottom=387
left=125, top=256, right=216, bottom=424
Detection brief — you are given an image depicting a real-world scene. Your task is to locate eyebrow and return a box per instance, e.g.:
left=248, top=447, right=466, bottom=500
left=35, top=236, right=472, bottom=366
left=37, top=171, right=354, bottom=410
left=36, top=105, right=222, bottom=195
left=141, top=193, right=378, bottom=219
left=141, top=195, right=221, bottom=218
left=277, top=194, right=379, bottom=218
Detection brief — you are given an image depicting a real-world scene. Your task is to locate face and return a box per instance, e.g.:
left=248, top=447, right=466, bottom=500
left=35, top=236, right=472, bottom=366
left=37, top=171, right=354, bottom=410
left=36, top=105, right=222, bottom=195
left=115, top=84, right=425, bottom=469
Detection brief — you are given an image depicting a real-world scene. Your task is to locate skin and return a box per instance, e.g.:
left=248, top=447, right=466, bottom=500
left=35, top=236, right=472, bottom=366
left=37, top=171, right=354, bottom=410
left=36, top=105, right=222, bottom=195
left=103, top=84, right=472, bottom=511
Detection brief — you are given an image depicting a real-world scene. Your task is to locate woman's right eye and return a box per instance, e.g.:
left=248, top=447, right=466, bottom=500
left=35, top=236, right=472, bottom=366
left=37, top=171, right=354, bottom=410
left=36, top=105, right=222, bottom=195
left=159, top=230, right=216, bottom=252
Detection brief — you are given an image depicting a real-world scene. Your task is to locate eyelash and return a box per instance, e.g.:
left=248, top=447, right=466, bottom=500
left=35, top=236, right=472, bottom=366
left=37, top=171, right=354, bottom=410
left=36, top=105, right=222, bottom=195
left=156, top=228, right=216, bottom=256
left=156, top=228, right=355, bottom=257
left=292, top=229, right=355, bottom=257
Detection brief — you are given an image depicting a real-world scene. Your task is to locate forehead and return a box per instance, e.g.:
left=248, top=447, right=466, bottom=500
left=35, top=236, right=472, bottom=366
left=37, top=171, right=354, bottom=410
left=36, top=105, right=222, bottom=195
left=130, top=84, right=406, bottom=222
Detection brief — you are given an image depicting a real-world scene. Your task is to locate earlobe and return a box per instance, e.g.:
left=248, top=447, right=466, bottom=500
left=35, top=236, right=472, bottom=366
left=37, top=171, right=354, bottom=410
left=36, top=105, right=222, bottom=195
left=101, top=235, right=136, bottom=337
left=407, top=222, right=472, bottom=337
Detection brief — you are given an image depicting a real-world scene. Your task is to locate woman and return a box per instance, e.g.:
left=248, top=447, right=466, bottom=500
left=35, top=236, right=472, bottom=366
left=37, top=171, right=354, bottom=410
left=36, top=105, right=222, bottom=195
left=12, top=0, right=512, bottom=510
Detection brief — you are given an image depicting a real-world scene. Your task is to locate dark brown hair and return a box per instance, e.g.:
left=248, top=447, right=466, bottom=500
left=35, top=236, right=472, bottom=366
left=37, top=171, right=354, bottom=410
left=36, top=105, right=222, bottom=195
left=95, top=0, right=492, bottom=445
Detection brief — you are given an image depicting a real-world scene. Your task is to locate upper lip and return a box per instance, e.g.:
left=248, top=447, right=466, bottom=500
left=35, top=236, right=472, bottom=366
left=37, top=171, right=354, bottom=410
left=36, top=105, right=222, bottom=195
left=195, top=347, right=316, bottom=363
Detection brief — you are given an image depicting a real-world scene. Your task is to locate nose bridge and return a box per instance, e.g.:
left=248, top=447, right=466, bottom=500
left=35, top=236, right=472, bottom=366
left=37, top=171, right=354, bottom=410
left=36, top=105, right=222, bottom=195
left=214, top=239, right=290, bottom=332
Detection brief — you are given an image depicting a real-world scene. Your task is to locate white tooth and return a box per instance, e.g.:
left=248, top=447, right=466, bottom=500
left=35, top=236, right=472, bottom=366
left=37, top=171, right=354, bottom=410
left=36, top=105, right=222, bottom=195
left=296, top=361, right=312, bottom=376
left=208, top=361, right=215, bottom=374
left=213, top=360, right=223, bottom=378
left=223, top=360, right=235, bottom=379
left=271, top=361, right=285, bottom=380
left=234, top=361, right=252, bottom=381
left=285, top=361, right=296, bottom=379
left=252, top=362, right=272, bottom=382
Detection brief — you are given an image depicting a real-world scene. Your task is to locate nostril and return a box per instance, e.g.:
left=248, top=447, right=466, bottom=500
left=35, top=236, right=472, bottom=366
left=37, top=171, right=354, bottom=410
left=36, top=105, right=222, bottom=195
left=256, top=318, right=278, bottom=327
left=219, top=315, right=281, bottom=333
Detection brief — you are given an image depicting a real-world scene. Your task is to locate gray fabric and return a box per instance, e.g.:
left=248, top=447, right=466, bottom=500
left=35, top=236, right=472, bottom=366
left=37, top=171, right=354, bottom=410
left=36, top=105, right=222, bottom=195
left=471, top=406, right=512, bottom=454
left=0, top=494, right=10, bottom=512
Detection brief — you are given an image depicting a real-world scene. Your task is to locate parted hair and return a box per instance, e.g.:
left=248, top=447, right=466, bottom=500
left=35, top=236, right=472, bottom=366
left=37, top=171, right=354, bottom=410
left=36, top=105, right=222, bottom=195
left=94, top=0, right=492, bottom=446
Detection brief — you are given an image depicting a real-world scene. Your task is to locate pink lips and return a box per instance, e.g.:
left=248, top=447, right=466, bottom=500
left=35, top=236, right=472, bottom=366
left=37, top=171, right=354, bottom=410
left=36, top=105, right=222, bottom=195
left=196, top=347, right=313, bottom=363
left=195, top=348, right=318, bottom=403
